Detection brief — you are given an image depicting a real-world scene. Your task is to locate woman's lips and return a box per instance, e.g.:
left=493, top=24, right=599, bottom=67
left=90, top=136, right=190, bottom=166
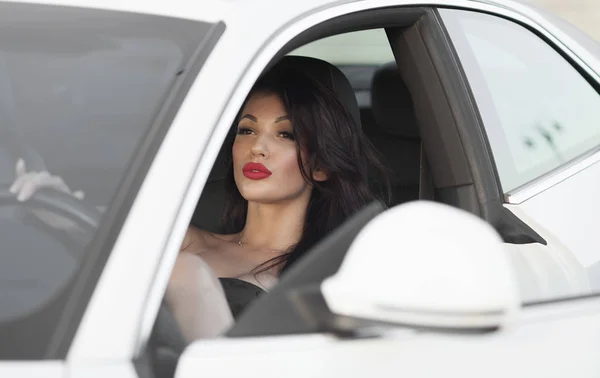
left=242, top=162, right=272, bottom=180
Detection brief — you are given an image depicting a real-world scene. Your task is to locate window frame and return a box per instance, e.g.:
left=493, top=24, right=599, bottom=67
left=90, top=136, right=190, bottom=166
left=216, top=3, right=550, bottom=339
left=0, top=2, right=228, bottom=360
left=136, top=0, right=600, bottom=367
left=439, top=6, right=600, bottom=204
left=179, top=8, right=429, bottom=341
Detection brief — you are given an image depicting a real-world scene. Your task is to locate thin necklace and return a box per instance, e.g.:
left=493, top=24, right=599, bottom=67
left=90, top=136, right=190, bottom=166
left=238, top=239, right=283, bottom=254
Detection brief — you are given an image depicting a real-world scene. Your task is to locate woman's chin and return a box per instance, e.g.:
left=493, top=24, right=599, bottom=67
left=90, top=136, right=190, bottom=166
left=238, top=186, right=277, bottom=204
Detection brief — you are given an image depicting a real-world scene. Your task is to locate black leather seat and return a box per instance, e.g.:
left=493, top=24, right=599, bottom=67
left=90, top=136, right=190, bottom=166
left=190, top=55, right=362, bottom=232
left=366, top=62, right=421, bottom=205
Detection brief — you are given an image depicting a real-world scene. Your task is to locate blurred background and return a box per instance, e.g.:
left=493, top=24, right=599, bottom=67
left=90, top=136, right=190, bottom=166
left=532, top=0, right=599, bottom=40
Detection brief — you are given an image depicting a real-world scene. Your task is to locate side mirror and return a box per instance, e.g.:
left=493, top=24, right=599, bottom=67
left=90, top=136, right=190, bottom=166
left=321, top=201, right=520, bottom=331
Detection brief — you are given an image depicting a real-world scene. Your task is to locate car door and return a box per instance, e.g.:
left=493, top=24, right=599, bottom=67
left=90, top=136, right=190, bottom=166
left=438, top=5, right=600, bottom=300
left=173, top=2, right=600, bottom=374
left=176, top=297, right=600, bottom=378
left=0, top=2, right=226, bottom=377
left=169, top=2, right=600, bottom=377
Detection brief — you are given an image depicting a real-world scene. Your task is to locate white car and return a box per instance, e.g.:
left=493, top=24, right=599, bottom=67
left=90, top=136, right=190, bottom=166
left=2, top=0, right=600, bottom=377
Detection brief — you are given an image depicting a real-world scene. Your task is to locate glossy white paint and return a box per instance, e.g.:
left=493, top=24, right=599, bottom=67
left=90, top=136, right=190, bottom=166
left=323, top=202, right=519, bottom=329
left=66, top=363, right=136, bottom=378
left=6, top=0, right=599, bottom=73
left=511, top=157, right=600, bottom=284
left=1, top=0, right=228, bottom=22
left=177, top=297, right=600, bottom=378
left=500, top=211, right=591, bottom=302
left=0, top=362, right=64, bottom=378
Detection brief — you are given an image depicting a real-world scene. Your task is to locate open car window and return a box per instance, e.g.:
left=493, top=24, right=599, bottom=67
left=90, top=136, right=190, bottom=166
left=0, top=3, right=217, bottom=360
left=289, top=30, right=395, bottom=108
left=227, top=201, right=386, bottom=338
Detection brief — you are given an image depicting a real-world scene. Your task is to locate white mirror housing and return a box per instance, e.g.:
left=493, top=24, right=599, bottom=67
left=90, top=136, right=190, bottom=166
left=321, top=201, right=520, bottom=330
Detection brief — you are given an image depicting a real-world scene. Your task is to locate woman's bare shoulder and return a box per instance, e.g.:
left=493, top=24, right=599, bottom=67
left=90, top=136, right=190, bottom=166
left=181, top=226, right=238, bottom=253
left=180, top=226, right=207, bottom=251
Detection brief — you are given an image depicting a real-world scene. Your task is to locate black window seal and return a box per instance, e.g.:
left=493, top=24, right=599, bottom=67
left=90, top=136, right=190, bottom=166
left=424, top=8, right=546, bottom=245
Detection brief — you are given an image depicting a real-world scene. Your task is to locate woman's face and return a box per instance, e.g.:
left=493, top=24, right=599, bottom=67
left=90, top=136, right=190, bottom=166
left=232, top=92, right=314, bottom=205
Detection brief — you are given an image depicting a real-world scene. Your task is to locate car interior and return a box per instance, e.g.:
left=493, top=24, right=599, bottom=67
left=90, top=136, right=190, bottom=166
left=147, top=21, right=426, bottom=378
left=146, top=7, right=547, bottom=378
left=147, top=35, right=408, bottom=378
left=188, top=40, right=421, bottom=233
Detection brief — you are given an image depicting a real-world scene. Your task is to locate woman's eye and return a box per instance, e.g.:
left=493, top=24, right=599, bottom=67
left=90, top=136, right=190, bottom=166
left=279, top=131, right=295, bottom=140
left=236, top=127, right=254, bottom=135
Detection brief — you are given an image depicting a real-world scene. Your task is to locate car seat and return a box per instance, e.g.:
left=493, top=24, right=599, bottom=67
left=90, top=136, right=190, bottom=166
left=365, top=61, right=421, bottom=205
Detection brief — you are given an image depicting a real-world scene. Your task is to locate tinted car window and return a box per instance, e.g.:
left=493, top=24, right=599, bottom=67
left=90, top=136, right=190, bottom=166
left=441, top=9, right=600, bottom=192
left=0, top=3, right=216, bottom=359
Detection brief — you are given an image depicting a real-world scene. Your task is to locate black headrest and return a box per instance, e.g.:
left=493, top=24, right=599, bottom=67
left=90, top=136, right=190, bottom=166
left=274, top=55, right=361, bottom=131
left=371, top=62, right=419, bottom=139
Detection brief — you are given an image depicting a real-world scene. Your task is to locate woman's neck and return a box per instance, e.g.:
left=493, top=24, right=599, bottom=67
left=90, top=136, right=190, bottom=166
left=239, top=196, right=309, bottom=253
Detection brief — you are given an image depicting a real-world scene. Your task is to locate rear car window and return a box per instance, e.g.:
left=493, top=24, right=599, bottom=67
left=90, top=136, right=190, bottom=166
left=0, top=2, right=218, bottom=359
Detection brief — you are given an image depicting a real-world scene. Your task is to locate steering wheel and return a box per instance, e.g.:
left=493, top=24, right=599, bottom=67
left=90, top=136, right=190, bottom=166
left=0, top=187, right=102, bottom=230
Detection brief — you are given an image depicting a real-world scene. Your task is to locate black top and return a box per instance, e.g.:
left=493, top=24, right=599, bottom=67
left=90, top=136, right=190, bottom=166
left=219, top=277, right=265, bottom=319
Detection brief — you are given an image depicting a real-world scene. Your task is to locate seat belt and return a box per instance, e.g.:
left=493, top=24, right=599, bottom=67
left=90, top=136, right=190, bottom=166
left=419, top=143, right=435, bottom=200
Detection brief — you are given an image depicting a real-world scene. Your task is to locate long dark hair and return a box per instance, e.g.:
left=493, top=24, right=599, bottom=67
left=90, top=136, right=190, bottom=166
left=221, top=63, right=390, bottom=274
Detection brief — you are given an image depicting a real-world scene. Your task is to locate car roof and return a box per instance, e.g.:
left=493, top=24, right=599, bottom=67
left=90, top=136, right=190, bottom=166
left=1, top=0, right=537, bottom=24
left=5, top=0, right=571, bottom=69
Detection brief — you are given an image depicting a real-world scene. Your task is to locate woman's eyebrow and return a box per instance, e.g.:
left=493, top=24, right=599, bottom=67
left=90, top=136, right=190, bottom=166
left=241, top=114, right=257, bottom=122
left=275, top=115, right=290, bottom=123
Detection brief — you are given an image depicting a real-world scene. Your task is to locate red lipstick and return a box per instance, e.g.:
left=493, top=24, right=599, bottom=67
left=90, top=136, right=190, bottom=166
left=242, top=162, right=272, bottom=180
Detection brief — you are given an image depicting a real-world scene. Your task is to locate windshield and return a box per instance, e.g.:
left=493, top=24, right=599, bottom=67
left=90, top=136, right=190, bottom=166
left=0, top=3, right=216, bottom=359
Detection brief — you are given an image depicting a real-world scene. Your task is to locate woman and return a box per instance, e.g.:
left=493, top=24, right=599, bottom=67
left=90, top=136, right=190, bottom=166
left=10, top=61, right=390, bottom=340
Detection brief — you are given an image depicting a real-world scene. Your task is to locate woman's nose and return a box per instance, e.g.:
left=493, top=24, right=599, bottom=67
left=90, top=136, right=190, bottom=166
left=250, top=135, right=270, bottom=158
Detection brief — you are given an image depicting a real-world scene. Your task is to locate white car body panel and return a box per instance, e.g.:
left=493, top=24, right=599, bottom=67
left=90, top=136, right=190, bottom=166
left=514, top=159, right=600, bottom=270
left=501, top=208, right=591, bottom=302
left=66, top=363, right=136, bottom=378
left=0, top=362, right=64, bottom=378
left=1, top=0, right=228, bottom=22
left=177, top=298, right=600, bottom=378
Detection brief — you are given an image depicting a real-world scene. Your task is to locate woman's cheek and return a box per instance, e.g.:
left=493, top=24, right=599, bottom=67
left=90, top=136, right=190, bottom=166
left=280, top=150, right=304, bottom=181
left=231, top=140, right=244, bottom=165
